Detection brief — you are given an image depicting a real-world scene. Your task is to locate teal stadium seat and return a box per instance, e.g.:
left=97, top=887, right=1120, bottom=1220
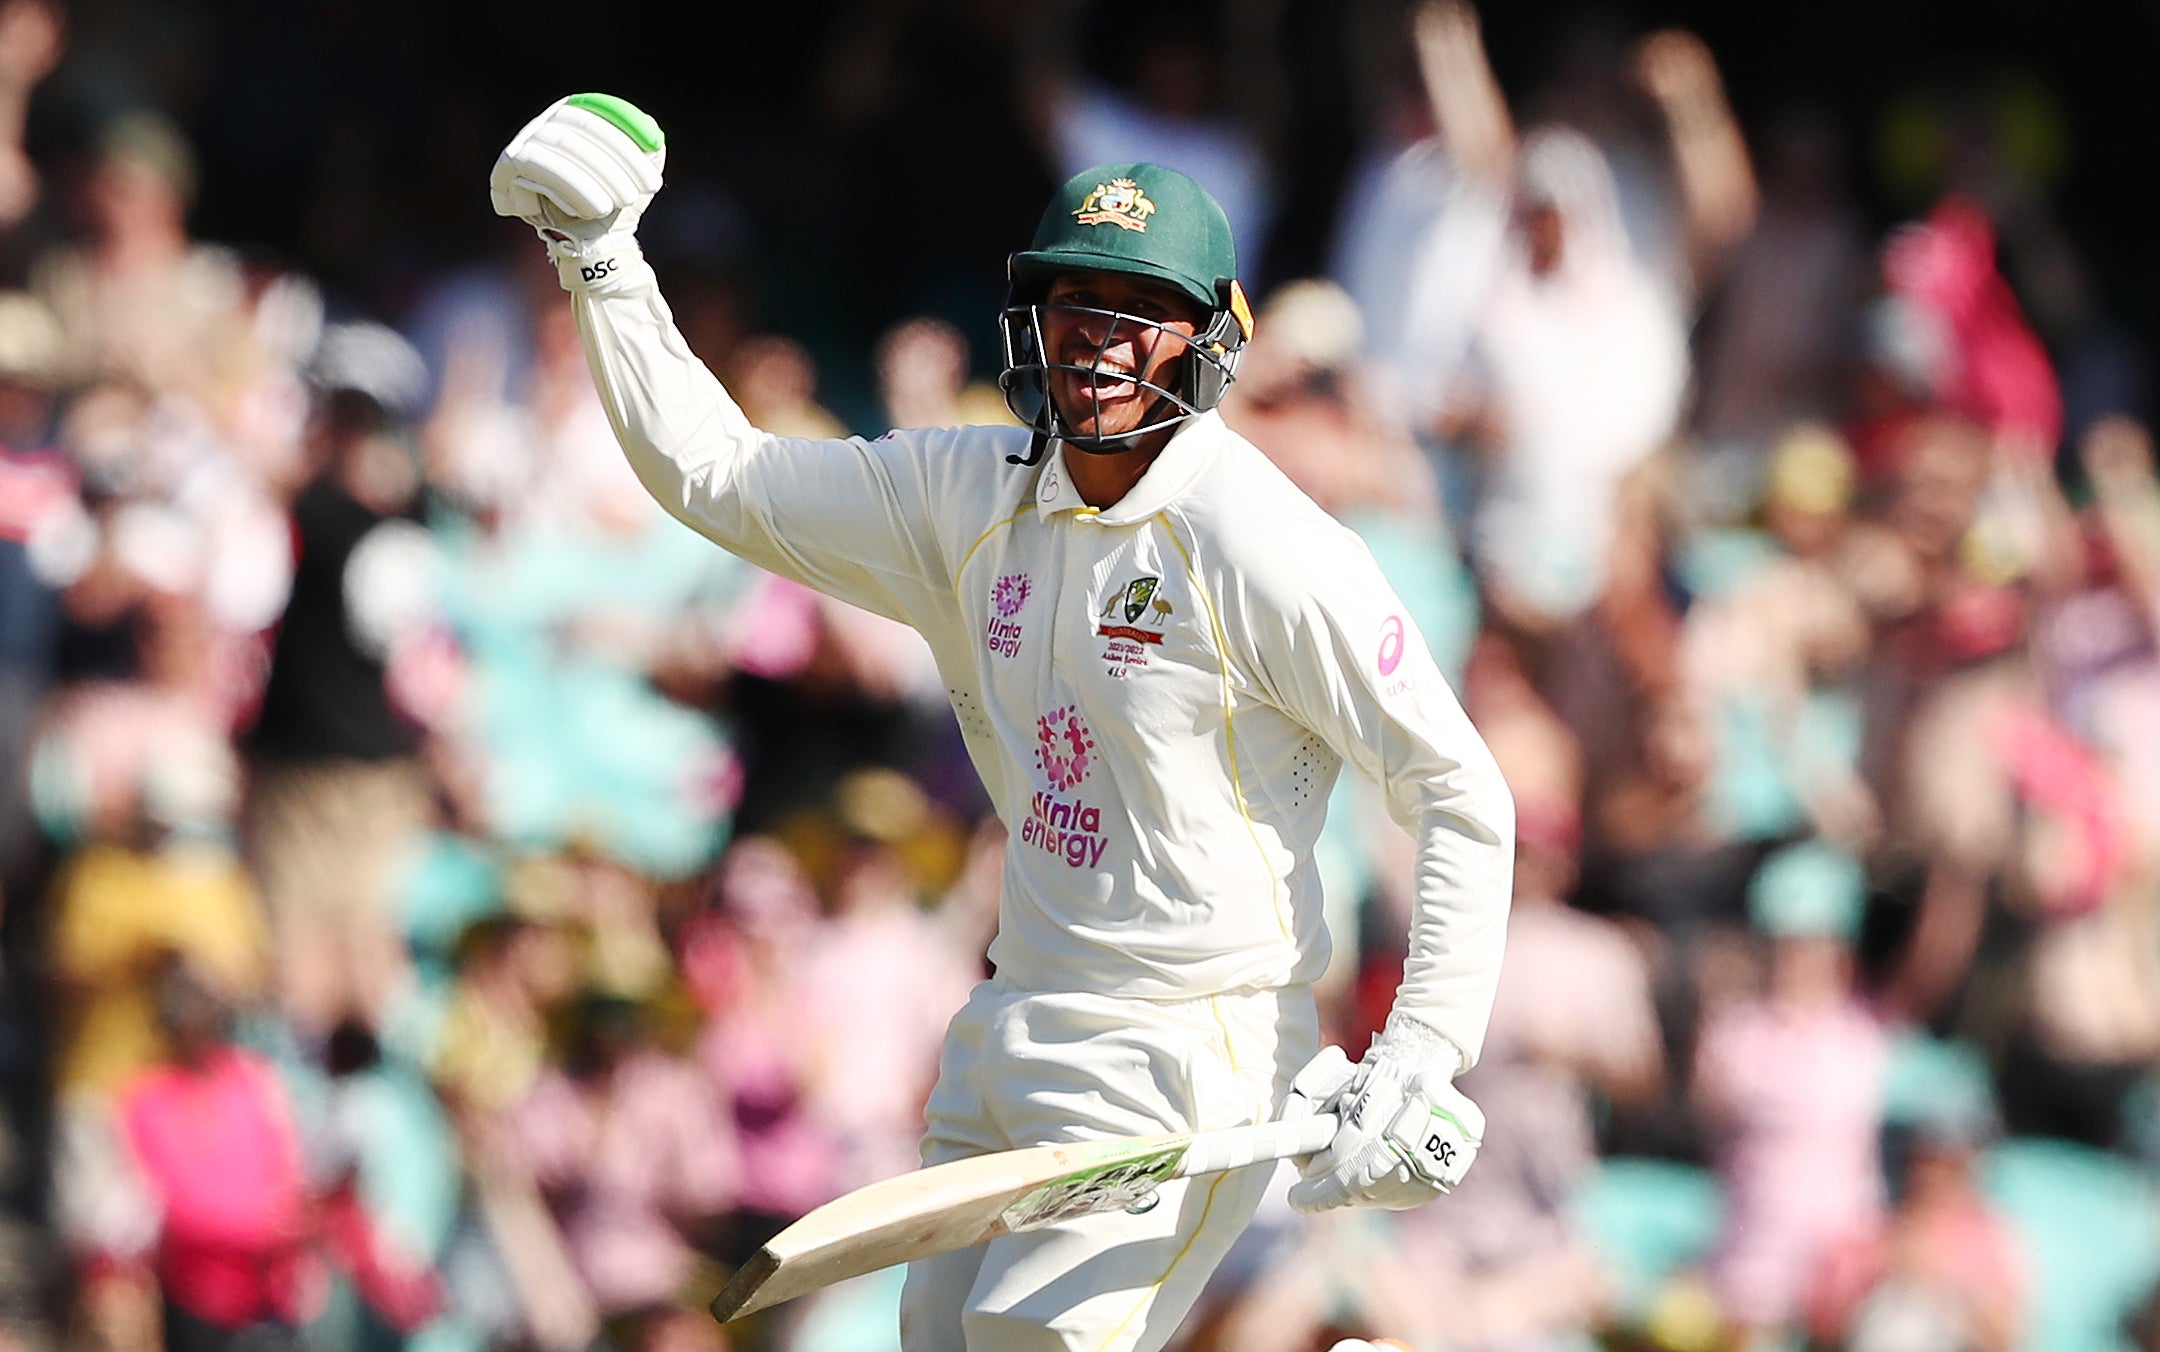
left=1576, top=1158, right=1726, bottom=1318
left=1983, top=1137, right=2160, bottom=1352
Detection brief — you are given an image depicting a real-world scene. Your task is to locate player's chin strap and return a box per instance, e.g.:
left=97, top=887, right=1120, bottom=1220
left=997, top=304, right=1245, bottom=466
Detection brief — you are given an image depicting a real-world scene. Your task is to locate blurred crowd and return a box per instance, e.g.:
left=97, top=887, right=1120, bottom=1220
left=1, top=2, right=2157, bottom=1352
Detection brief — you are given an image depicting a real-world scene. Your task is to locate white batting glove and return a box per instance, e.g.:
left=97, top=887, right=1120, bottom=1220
left=1280, top=1043, right=1357, bottom=1126
left=490, top=93, right=666, bottom=295
left=1287, top=1012, right=1483, bottom=1213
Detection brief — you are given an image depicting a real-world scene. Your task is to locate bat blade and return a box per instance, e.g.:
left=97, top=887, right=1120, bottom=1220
left=710, top=1133, right=1189, bottom=1320
left=709, top=1114, right=1335, bottom=1322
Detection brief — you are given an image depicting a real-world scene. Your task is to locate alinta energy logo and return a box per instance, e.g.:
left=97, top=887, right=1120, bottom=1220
left=1025, top=704, right=1108, bottom=868
left=993, top=573, right=1032, bottom=616
left=985, top=572, right=1031, bottom=659
left=1035, top=704, right=1095, bottom=791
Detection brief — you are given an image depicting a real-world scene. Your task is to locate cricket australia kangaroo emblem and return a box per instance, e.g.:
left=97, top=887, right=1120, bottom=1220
left=1097, top=574, right=1171, bottom=676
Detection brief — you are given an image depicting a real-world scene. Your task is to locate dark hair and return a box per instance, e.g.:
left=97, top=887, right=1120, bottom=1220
left=325, top=1019, right=383, bottom=1078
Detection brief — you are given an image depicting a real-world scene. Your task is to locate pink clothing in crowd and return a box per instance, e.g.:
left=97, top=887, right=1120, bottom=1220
left=0, top=445, right=77, bottom=544
left=1393, top=898, right=1665, bottom=1352
left=1806, top=1195, right=2027, bottom=1350
left=509, top=1050, right=739, bottom=1314
left=679, top=863, right=849, bottom=1219
left=1695, top=997, right=1888, bottom=1327
left=798, top=903, right=978, bottom=1188
left=1990, top=702, right=2127, bottom=918
left=39, top=679, right=241, bottom=835
left=698, top=1008, right=845, bottom=1218
left=115, top=1047, right=319, bottom=1327
left=1883, top=197, right=2062, bottom=453
left=1436, top=899, right=1663, bottom=1255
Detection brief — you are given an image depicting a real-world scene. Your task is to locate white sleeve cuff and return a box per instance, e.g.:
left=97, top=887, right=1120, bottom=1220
left=1377, top=1009, right=1470, bottom=1078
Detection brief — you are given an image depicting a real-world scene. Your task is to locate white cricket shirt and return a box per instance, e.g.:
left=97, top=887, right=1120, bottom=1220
left=572, top=281, right=1515, bottom=1067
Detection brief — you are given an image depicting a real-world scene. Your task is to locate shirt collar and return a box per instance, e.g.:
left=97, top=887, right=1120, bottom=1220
left=1031, top=410, right=1226, bottom=525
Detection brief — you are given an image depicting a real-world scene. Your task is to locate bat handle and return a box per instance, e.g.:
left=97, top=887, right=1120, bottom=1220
left=1177, top=1113, right=1339, bottom=1177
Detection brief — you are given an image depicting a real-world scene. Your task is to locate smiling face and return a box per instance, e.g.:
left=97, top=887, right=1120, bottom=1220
left=1038, top=271, right=1204, bottom=446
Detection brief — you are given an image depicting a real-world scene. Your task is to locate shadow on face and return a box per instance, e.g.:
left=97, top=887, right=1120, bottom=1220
left=1038, top=271, right=1203, bottom=444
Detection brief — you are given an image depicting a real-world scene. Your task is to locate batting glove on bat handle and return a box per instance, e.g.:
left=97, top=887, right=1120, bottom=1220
left=490, top=93, right=666, bottom=295
left=1287, top=1013, right=1484, bottom=1213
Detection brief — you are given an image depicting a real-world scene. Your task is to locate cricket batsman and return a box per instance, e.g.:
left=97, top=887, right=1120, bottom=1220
left=492, top=94, right=1514, bottom=1352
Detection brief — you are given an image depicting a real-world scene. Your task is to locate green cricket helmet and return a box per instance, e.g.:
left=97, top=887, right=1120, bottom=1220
left=998, top=162, right=1255, bottom=462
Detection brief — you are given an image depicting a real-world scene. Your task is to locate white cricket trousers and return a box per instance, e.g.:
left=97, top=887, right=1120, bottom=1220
left=898, top=978, right=1321, bottom=1352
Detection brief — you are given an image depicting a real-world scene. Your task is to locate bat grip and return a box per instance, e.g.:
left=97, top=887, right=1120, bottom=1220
left=1176, top=1114, right=1339, bottom=1177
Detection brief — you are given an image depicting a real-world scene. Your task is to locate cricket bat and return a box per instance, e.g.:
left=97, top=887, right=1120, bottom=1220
left=710, top=1113, right=1339, bottom=1322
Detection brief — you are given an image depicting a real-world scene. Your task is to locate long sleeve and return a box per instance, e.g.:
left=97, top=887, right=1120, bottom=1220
left=570, top=280, right=977, bottom=628
left=1240, top=532, right=1514, bottom=1069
